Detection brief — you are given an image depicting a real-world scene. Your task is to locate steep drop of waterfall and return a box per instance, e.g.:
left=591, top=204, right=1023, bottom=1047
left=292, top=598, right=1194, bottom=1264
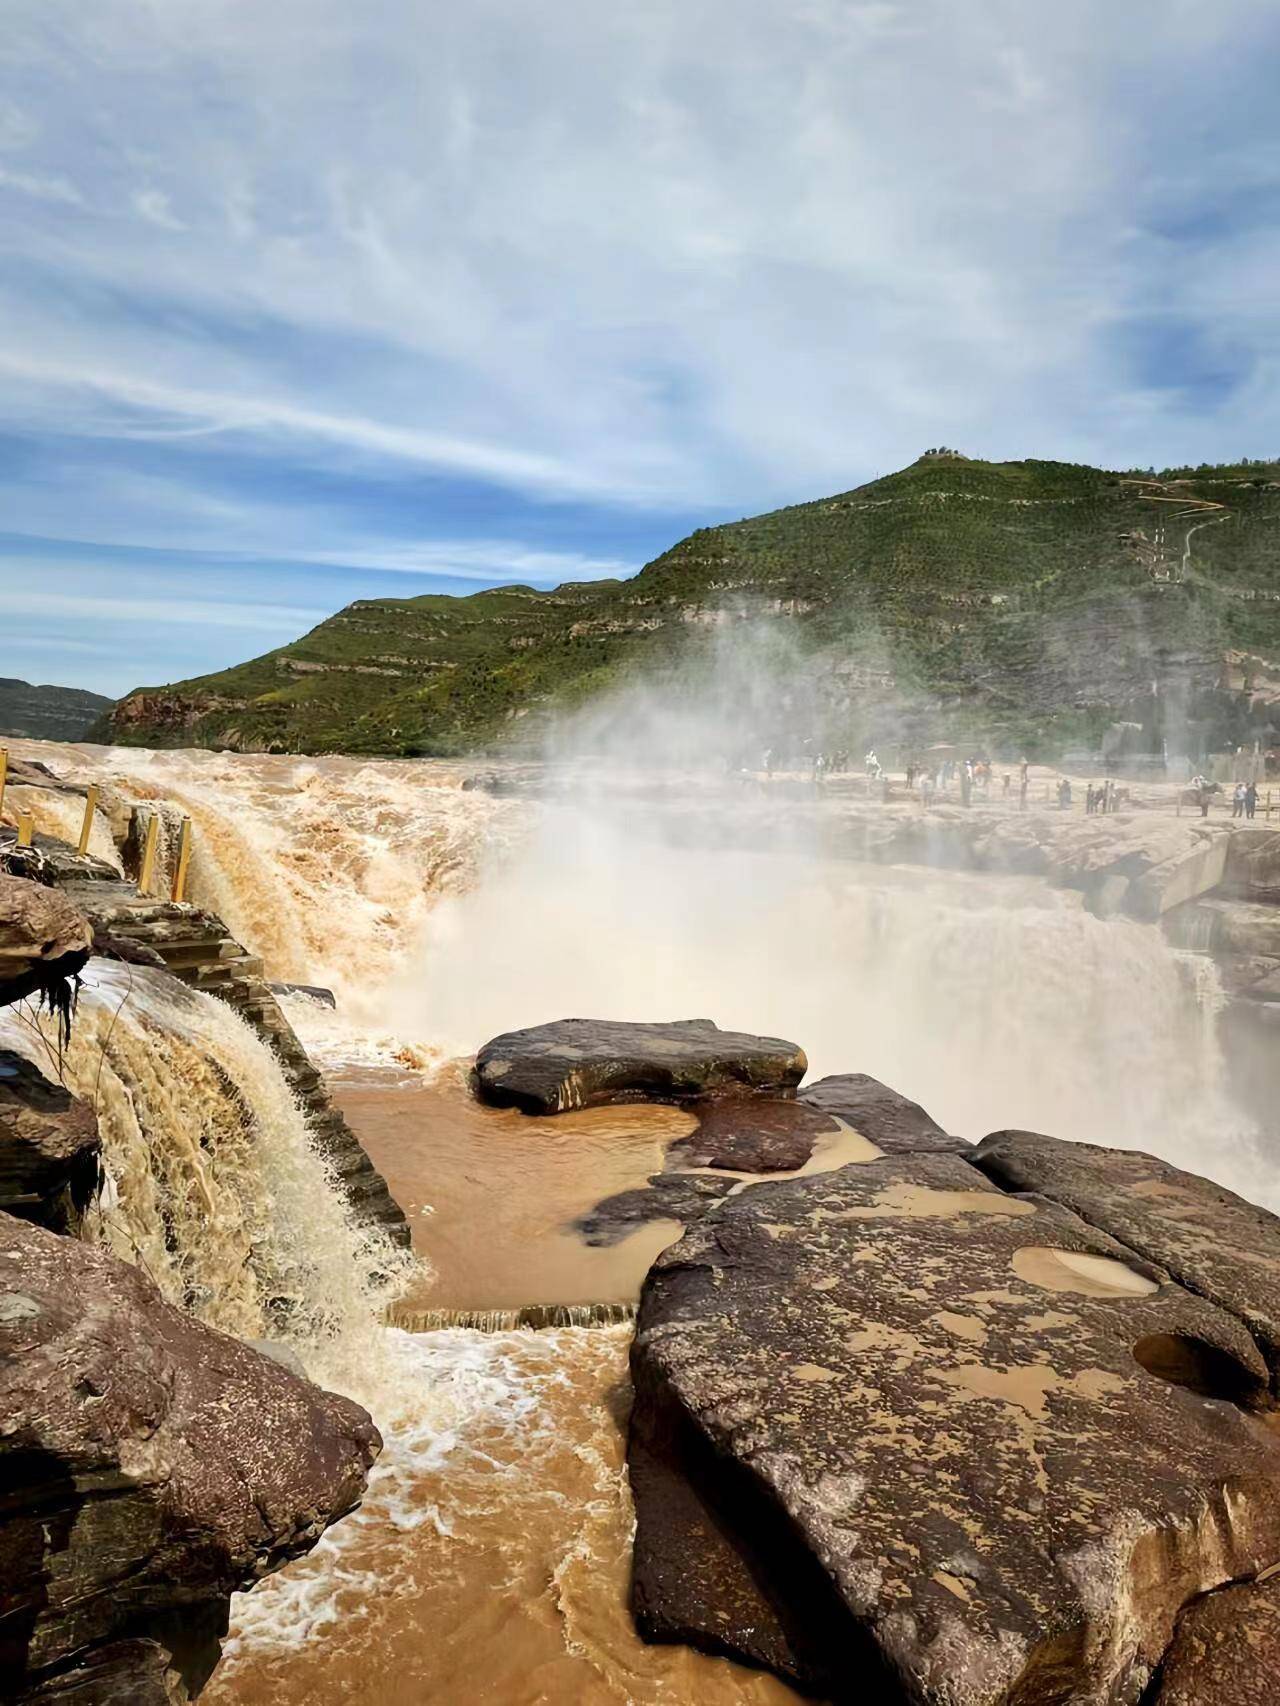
left=0, top=964, right=408, bottom=1374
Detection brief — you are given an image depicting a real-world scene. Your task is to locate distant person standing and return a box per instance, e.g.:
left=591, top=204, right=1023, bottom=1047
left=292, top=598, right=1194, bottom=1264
left=1246, top=780, right=1259, bottom=820
left=1019, top=775, right=1029, bottom=812
left=960, top=767, right=972, bottom=807
left=1085, top=783, right=1096, bottom=816
left=1233, top=782, right=1246, bottom=819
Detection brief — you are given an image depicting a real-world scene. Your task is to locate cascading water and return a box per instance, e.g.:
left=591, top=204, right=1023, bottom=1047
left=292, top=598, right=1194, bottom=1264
left=3, top=737, right=1274, bottom=1704
left=0, top=963, right=404, bottom=1364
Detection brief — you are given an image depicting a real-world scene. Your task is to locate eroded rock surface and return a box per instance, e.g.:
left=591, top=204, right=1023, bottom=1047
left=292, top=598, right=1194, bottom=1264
left=0, top=1214, right=379, bottom=1700
left=0, top=877, right=91, bottom=1010
left=1153, top=1576, right=1280, bottom=1705
left=0, top=1050, right=100, bottom=1234
left=630, top=1152, right=1280, bottom=1703
left=972, top=1129, right=1280, bottom=1392
left=475, top=1017, right=806, bottom=1114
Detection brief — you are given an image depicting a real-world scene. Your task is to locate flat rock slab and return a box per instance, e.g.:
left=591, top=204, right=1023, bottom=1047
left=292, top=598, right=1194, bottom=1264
left=1153, top=1577, right=1280, bottom=1705
left=577, top=1172, right=737, bottom=1247
left=474, top=1018, right=806, bottom=1114
left=630, top=1152, right=1280, bottom=1703
left=798, top=1072, right=966, bottom=1154
left=972, top=1130, right=1280, bottom=1392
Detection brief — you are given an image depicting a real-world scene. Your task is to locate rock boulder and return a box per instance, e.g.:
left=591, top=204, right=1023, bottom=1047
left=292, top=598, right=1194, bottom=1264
left=1152, top=1576, right=1280, bottom=1705
left=972, top=1129, right=1280, bottom=1393
left=630, top=1151, right=1280, bottom=1702
left=0, top=1050, right=100, bottom=1234
left=474, top=1017, right=806, bottom=1114
left=797, top=1072, right=964, bottom=1153
left=0, top=1214, right=379, bottom=1701
left=0, top=876, right=92, bottom=1012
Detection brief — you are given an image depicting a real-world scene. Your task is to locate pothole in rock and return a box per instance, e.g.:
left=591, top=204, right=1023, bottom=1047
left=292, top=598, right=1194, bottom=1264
left=1011, top=1246, right=1160, bottom=1298
left=1131, top=1333, right=1268, bottom=1408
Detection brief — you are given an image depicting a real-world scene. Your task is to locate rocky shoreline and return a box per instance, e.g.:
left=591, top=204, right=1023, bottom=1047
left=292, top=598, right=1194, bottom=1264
left=486, top=1016, right=1280, bottom=1705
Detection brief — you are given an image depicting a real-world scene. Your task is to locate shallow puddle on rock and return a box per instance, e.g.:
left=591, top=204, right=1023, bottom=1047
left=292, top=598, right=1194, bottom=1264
left=1011, top=1246, right=1160, bottom=1297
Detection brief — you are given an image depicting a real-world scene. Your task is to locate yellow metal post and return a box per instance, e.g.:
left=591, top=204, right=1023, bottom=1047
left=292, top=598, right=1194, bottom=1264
left=138, top=812, right=160, bottom=896
left=172, top=816, right=193, bottom=903
left=0, top=748, right=7, bottom=822
left=16, top=812, right=33, bottom=848
left=77, top=784, right=99, bottom=856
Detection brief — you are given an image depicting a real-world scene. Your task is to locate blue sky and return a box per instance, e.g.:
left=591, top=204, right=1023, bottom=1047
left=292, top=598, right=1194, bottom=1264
left=3, top=0, right=1280, bottom=697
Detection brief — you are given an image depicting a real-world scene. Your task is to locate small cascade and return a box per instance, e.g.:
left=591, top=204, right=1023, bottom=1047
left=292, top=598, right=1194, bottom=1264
left=1162, top=902, right=1220, bottom=953
left=386, top=1300, right=638, bottom=1333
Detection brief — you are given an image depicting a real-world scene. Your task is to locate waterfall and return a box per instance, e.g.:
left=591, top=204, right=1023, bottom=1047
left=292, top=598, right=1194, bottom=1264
left=78, top=750, right=522, bottom=1015
left=0, top=964, right=410, bottom=1387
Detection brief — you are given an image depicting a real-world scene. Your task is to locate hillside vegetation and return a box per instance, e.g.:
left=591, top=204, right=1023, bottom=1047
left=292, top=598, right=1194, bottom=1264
left=1, top=678, right=114, bottom=742
left=99, top=454, right=1280, bottom=758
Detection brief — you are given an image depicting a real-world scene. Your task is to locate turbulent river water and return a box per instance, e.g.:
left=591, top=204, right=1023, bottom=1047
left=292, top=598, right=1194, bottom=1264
left=3, top=740, right=1274, bottom=1704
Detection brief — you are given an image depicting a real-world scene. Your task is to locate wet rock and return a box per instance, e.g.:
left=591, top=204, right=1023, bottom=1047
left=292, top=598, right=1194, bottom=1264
left=668, top=1095, right=837, bottom=1172
left=630, top=1151, right=1280, bottom=1701
left=972, top=1128, right=1280, bottom=1393
left=576, top=1171, right=735, bottom=1246
left=0, top=1214, right=379, bottom=1700
left=474, top=1018, right=806, bottom=1114
left=90, top=924, right=167, bottom=968
left=0, top=876, right=92, bottom=1010
left=1222, top=827, right=1280, bottom=906
left=0, top=1050, right=100, bottom=1234
left=797, top=1072, right=964, bottom=1153
left=268, top=981, right=337, bottom=1009
left=1128, top=831, right=1232, bottom=921
left=1152, top=1576, right=1280, bottom=1705
left=19, top=1634, right=205, bottom=1702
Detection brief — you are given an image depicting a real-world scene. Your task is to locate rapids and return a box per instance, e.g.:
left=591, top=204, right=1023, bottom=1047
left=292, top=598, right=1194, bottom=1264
left=3, top=737, right=1275, bottom=1703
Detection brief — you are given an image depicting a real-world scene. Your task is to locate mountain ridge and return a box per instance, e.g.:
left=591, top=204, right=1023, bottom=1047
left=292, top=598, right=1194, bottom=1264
left=1, top=678, right=115, bottom=743
left=97, top=453, right=1280, bottom=758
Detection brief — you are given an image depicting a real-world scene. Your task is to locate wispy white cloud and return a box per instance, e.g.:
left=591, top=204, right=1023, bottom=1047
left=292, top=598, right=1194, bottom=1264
left=0, top=352, right=637, bottom=500
left=3, top=588, right=328, bottom=630
left=0, top=164, right=83, bottom=206
left=132, top=187, right=185, bottom=230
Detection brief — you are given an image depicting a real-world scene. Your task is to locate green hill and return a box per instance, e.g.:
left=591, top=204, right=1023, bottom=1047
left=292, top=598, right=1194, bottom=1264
left=0, top=678, right=115, bottom=742
left=98, top=453, right=1280, bottom=759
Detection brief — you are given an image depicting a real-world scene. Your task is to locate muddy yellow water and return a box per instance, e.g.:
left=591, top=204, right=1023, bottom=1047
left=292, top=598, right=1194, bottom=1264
left=204, top=1326, right=799, bottom=1706
left=204, top=1074, right=806, bottom=1705
left=333, top=1073, right=696, bottom=1312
